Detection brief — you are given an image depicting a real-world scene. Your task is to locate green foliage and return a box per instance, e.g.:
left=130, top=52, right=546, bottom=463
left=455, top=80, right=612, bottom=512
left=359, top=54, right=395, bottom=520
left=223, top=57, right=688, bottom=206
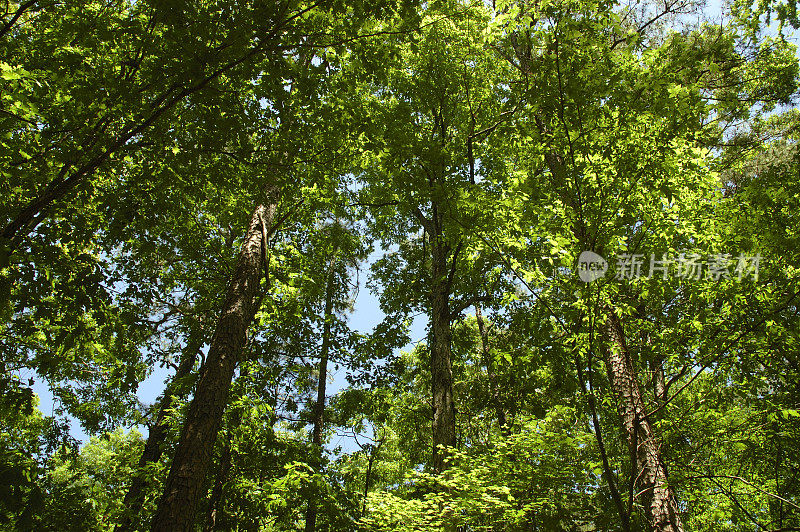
left=360, top=408, right=604, bottom=531
left=1, top=0, right=799, bottom=530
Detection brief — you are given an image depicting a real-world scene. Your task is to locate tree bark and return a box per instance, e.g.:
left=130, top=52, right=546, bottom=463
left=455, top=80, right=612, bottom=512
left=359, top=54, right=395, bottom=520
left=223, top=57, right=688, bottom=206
left=116, top=337, right=202, bottom=532
left=430, top=231, right=456, bottom=474
left=150, top=195, right=277, bottom=532
left=474, top=304, right=508, bottom=437
left=204, top=364, right=250, bottom=532
left=539, top=129, right=682, bottom=531
left=606, top=311, right=683, bottom=531
left=304, top=254, right=337, bottom=532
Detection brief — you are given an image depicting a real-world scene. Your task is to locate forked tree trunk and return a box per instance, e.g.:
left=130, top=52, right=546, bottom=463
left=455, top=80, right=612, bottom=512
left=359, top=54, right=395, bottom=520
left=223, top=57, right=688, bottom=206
left=606, top=312, right=683, bottom=531
left=305, top=255, right=337, bottom=532
left=150, top=195, right=277, bottom=532
left=430, top=233, right=456, bottom=474
left=116, top=337, right=202, bottom=532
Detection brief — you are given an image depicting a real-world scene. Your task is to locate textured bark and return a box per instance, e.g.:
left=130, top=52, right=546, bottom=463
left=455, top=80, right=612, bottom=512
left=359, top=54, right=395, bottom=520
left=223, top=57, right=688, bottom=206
left=475, top=305, right=508, bottom=437
left=116, top=338, right=202, bottom=532
left=577, top=355, right=631, bottom=532
left=606, top=312, right=683, bottom=531
left=430, top=234, right=456, bottom=473
left=150, top=196, right=276, bottom=532
left=304, top=256, right=337, bottom=532
left=204, top=365, right=250, bottom=532
left=539, top=128, right=682, bottom=531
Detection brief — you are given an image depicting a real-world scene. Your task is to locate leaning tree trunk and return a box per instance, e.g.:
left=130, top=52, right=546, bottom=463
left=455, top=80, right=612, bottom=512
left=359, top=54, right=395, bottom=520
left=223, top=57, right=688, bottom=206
left=116, top=337, right=202, bottom=532
left=150, top=195, right=277, bottom=532
left=539, top=138, right=683, bottom=530
left=606, top=312, right=683, bottom=531
left=203, top=414, right=237, bottom=531
left=204, top=362, right=252, bottom=532
left=430, top=231, right=456, bottom=474
left=304, top=254, right=337, bottom=532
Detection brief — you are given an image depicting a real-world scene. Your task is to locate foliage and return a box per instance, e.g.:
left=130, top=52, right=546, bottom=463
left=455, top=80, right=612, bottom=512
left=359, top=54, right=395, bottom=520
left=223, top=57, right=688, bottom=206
left=0, top=0, right=799, bottom=530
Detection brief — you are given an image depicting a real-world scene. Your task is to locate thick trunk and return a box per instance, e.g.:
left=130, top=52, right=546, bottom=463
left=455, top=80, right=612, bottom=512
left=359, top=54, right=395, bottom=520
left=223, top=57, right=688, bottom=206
left=540, top=141, right=681, bottom=530
left=150, top=197, right=276, bottom=532
left=116, top=338, right=201, bottom=532
left=304, top=258, right=336, bottom=532
left=475, top=305, right=508, bottom=436
left=430, top=236, right=456, bottom=473
left=606, top=312, right=683, bottom=531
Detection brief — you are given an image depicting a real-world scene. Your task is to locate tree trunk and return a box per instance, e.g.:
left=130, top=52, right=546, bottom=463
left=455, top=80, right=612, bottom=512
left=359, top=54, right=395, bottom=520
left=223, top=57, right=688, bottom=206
left=474, top=304, right=508, bottom=437
left=606, top=311, right=683, bottom=531
left=203, top=431, right=233, bottom=532
left=361, top=431, right=385, bottom=518
left=116, top=337, right=202, bottom=532
left=540, top=137, right=682, bottom=531
left=304, top=255, right=337, bottom=532
left=204, top=364, right=249, bottom=532
left=150, top=195, right=277, bottom=532
left=430, top=233, right=456, bottom=474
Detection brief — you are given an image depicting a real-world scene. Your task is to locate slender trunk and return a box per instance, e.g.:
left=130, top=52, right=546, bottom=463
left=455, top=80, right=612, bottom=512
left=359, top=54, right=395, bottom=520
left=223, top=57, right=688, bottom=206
left=475, top=305, right=508, bottom=437
left=576, top=354, right=631, bottom=532
left=652, top=356, right=667, bottom=404
left=150, top=195, right=277, bottom=532
left=304, top=257, right=337, bottom=532
left=430, top=233, right=456, bottom=474
left=205, top=416, right=240, bottom=532
left=203, top=432, right=233, bottom=532
left=116, top=338, right=202, bottom=532
left=606, top=312, right=683, bottom=531
left=361, top=433, right=385, bottom=517
left=541, top=141, right=680, bottom=530
left=204, top=365, right=249, bottom=532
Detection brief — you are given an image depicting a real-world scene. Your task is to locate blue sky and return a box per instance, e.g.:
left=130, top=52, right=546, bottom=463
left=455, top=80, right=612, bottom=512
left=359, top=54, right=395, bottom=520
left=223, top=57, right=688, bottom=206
left=32, top=0, right=796, bottom=447
left=31, top=252, right=428, bottom=446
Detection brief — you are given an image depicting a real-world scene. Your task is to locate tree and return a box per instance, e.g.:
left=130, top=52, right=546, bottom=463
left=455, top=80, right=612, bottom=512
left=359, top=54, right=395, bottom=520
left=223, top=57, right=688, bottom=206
left=357, top=1, right=515, bottom=473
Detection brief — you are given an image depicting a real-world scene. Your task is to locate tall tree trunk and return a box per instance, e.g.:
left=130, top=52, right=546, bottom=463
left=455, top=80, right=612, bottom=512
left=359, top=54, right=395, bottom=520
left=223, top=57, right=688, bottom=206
left=116, top=337, right=202, bottom=532
left=360, top=431, right=385, bottom=518
left=203, top=431, right=233, bottom=532
left=541, top=136, right=683, bottom=530
left=430, top=232, right=456, bottom=474
left=474, top=304, right=508, bottom=437
left=652, top=355, right=667, bottom=405
left=606, top=312, right=683, bottom=531
left=204, top=364, right=249, bottom=532
left=304, top=255, right=337, bottom=532
left=150, top=195, right=277, bottom=532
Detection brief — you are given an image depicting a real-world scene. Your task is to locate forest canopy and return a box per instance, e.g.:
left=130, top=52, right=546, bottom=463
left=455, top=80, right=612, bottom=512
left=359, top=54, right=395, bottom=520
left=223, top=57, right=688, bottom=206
left=1, top=0, right=800, bottom=530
